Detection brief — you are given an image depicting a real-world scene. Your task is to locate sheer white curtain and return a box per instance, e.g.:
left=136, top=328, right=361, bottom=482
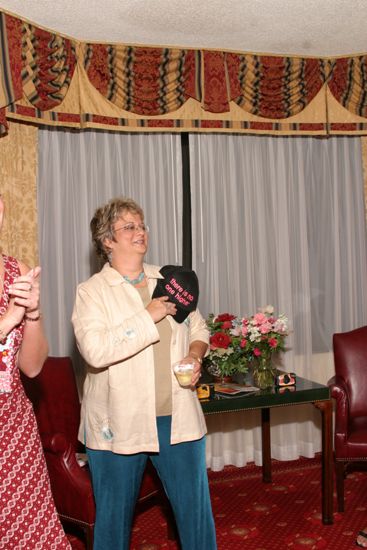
left=37, top=129, right=182, bottom=379
left=37, top=129, right=367, bottom=469
left=190, top=134, right=367, bottom=470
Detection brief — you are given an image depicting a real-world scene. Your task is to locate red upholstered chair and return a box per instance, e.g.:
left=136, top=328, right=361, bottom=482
left=327, top=326, right=367, bottom=512
left=21, top=356, right=175, bottom=548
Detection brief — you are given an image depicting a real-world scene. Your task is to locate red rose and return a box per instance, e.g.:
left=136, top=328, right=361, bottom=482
left=215, top=313, right=236, bottom=323
left=221, top=321, right=233, bottom=330
left=210, top=332, right=232, bottom=349
left=253, top=348, right=262, bottom=356
left=268, top=338, right=278, bottom=348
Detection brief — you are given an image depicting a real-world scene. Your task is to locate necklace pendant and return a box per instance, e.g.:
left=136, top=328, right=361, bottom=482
left=123, top=271, right=145, bottom=285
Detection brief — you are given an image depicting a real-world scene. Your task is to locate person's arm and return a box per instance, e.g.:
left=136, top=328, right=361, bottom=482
left=177, top=342, right=207, bottom=386
left=17, top=312, right=48, bottom=377
left=72, top=282, right=161, bottom=369
left=7, top=262, right=48, bottom=377
left=187, top=340, right=208, bottom=385
left=178, top=308, right=210, bottom=386
left=188, top=341, right=207, bottom=365
left=189, top=308, right=210, bottom=385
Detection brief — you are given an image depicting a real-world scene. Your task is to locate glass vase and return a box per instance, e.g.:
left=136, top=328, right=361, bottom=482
left=252, top=353, right=276, bottom=390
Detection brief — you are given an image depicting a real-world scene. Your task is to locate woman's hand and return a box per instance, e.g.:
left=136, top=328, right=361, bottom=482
left=3, top=296, right=26, bottom=328
left=146, top=296, right=177, bottom=323
left=179, top=355, right=202, bottom=386
left=7, top=267, right=41, bottom=324
left=13, top=265, right=48, bottom=378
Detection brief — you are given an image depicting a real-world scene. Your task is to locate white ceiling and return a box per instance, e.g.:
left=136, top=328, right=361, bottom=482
left=1, top=0, right=367, bottom=57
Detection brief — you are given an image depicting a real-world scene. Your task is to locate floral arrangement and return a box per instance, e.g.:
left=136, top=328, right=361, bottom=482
left=204, top=306, right=289, bottom=380
left=243, top=305, right=289, bottom=363
left=204, top=313, right=249, bottom=379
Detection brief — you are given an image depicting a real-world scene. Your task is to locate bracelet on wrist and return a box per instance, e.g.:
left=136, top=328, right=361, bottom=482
left=24, top=312, right=42, bottom=322
left=190, top=353, right=202, bottom=365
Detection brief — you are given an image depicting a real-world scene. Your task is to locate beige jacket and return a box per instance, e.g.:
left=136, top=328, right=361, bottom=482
left=72, top=263, right=209, bottom=454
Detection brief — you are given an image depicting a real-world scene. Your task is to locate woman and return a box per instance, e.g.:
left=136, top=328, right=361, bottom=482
left=0, top=196, right=70, bottom=548
left=72, top=197, right=217, bottom=550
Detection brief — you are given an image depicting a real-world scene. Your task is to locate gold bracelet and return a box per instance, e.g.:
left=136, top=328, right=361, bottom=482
left=189, top=353, right=203, bottom=364
left=24, top=313, right=42, bottom=322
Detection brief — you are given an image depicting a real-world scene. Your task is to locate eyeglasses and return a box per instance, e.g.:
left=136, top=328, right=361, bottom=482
left=113, top=222, right=149, bottom=234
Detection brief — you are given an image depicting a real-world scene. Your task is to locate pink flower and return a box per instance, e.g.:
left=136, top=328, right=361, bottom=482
left=253, top=313, right=268, bottom=325
left=253, top=348, right=262, bottom=356
left=241, top=325, right=248, bottom=336
left=268, top=338, right=278, bottom=348
left=240, top=339, right=247, bottom=348
left=259, top=322, right=272, bottom=334
left=273, top=319, right=288, bottom=334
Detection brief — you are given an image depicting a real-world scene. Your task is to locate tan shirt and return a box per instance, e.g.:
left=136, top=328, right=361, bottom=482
left=72, top=263, right=209, bottom=454
left=137, top=285, right=172, bottom=416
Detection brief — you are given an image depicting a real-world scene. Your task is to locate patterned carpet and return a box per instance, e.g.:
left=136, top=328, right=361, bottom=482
left=127, top=455, right=367, bottom=550
left=66, top=455, right=367, bottom=549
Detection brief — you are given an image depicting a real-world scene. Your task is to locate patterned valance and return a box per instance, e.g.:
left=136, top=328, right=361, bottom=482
left=22, top=23, right=76, bottom=111
left=328, top=57, right=367, bottom=118
left=2, top=9, right=367, bottom=135
left=83, top=44, right=200, bottom=116
left=226, top=54, right=325, bottom=119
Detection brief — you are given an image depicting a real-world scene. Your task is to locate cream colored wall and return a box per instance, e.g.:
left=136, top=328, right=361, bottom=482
left=0, top=121, right=38, bottom=267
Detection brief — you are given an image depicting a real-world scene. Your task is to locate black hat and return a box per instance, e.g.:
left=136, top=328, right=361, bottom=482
left=152, top=265, right=199, bottom=323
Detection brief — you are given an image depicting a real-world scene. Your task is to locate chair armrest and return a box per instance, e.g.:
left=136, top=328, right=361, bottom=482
left=40, top=432, right=95, bottom=524
left=327, top=375, right=349, bottom=437
left=42, top=433, right=70, bottom=454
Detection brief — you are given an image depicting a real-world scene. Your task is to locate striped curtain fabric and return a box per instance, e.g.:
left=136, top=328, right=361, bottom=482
left=2, top=9, right=367, bottom=134
left=83, top=44, right=201, bottom=115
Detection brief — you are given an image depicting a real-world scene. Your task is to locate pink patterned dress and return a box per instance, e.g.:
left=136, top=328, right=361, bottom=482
left=0, top=255, right=70, bottom=549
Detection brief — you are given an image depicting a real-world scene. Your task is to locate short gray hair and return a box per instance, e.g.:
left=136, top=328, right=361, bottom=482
left=90, top=197, right=144, bottom=263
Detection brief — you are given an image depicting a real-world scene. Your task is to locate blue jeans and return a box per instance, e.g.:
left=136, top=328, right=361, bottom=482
left=87, top=416, right=217, bottom=550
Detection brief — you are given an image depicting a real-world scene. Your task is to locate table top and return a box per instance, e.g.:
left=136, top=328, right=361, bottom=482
left=199, top=374, right=330, bottom=415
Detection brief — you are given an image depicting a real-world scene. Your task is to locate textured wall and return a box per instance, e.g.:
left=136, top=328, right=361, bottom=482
left=0, top=121, right=38, bottom=267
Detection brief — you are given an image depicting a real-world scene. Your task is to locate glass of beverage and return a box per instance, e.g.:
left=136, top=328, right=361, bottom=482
left=172, top=361, right=194, bottom=387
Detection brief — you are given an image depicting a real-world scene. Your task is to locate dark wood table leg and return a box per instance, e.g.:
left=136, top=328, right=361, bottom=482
left=261, top=407, right=271, bottom=482
left=314, top=399, right=333, bottom=525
